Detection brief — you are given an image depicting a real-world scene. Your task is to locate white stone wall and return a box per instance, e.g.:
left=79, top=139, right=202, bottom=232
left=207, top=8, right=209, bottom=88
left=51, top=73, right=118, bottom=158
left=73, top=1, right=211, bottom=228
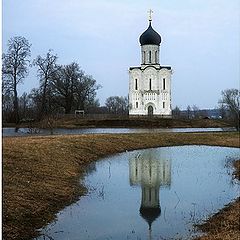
left=129, top=66, right=172, bottom=116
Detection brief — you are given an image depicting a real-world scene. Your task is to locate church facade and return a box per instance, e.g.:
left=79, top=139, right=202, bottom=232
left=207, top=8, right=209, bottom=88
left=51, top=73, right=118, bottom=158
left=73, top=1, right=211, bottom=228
left=129, top=15, right=172, bottom=116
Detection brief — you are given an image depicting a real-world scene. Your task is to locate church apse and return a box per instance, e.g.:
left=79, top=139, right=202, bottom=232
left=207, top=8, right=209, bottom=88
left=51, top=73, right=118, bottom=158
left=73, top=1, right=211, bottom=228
left=129, top=148, right=172, bottom=236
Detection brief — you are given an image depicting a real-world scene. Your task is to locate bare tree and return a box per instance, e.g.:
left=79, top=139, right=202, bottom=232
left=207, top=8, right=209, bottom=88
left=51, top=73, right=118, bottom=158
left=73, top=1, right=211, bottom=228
left=219, top=89, right=239, bottom=130
left=187, top=105, right=192, bottom=119
left=192, top=105, right=200, bottom=119
left=2, top=36, right=31, bottom=123
left=74, top=74, right=101, bottom=111
left=105, top=96, right=128, bottom=114
left=19, top=92, right=28, bottom=119
left=52, top=63, right=101, bottom=113
left=33, top=50, right=58, bottom=117
left=218, top=103, right=227, bottom=119
left=52, top=62, right=84, bottom=113
left=2, top=90, right=14, bottom=123
left=172, top=105, right=181, bottom=118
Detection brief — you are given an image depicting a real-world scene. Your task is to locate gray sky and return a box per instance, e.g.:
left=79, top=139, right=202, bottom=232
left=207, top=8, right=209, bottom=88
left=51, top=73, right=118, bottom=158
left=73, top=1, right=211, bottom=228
left=3, top=0, right=240, bottom=109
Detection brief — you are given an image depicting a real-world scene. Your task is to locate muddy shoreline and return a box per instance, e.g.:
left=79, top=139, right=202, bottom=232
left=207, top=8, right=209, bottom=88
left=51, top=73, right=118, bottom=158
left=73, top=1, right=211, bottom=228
left=2, top=132, right=239, bottom=240
left=195, top=159, right=240, bottom=240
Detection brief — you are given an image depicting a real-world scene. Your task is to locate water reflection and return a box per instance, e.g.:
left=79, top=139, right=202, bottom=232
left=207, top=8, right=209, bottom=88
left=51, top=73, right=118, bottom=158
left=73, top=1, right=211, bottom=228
left=35, top=146, right=239, bottom=240
left=3, top=127, right=235, bottom=137
left=129, top=149, right=171, bottom=239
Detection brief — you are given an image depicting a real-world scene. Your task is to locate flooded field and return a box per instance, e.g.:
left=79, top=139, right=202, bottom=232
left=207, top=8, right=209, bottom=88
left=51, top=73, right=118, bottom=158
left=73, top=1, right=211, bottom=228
left=2, top=127, right=235, bottom=137
left=35, top=146, right=239, bottom=240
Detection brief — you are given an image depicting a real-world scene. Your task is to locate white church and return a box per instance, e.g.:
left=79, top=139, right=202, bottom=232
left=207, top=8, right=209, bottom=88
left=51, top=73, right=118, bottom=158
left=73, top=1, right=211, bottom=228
left=129, top=11, right=172, bottom=117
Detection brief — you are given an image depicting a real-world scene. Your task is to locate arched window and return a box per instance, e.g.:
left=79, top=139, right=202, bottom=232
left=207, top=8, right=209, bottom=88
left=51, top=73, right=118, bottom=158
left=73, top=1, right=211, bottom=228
left=135, top=79, right=138, bottom=90
left=143, top=51, right=146, bottom=64
left=136, top=102, right=138, bottom=108
left=149, top=51, right=151, bottom=63
left=149, top=78, right=152, bottom=90
left=155, top=51, right=157, bottom=63
left=163, top=102, right=165, bottom=109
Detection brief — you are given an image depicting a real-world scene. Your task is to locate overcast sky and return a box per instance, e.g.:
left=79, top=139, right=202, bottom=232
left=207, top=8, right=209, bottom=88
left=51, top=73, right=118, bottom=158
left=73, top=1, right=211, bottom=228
left=3, top=0, right=240, bottom=109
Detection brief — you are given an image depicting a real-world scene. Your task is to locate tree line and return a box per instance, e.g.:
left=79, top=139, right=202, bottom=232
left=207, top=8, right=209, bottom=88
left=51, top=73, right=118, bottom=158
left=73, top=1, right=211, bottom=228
left=172, top=89, right=239, bottom=130
left=2, top=36, right=101, bottom=123
left=2, top=37, right=238, bottom=129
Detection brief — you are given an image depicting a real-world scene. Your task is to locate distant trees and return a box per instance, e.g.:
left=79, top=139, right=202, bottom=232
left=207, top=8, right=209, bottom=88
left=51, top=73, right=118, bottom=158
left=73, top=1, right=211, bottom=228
left=2, top=36, right=31, bottom=123
left=172, top=106, right=181, bottom=118
left=187, top=105, right=191, bottom=119
left=172, top=105, right=211, bottom=119
left=31, top=59, right=101, bottom=118
left=105, top=96, right=128, bottom=114
left=192, top=105, right=200, bottom=119
left=218, top=103, right=227, bottom=119
left=219, top=89, right=239, bottom=130
left=2, top=36, right=102, bottom=123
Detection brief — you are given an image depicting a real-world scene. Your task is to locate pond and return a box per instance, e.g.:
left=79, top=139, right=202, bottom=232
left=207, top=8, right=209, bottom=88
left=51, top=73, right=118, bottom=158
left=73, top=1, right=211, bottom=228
left=2, top=127, right=235, bottom=137
left=35, top=146, right=239, bottom=240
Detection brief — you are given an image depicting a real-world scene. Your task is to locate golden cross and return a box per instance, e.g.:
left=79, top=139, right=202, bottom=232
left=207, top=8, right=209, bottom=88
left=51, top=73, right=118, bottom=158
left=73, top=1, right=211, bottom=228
left=148, top=9, right=153, bottom=21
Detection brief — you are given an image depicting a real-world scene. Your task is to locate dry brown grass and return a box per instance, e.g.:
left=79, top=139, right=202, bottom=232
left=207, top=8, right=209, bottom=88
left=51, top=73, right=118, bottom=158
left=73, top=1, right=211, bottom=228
left=2, top=132, right=240, bottom=240
left=233, top=160, right=240, bottom=180
left=195, top=199, right=240, bottom=240
left=52, top=117, right=232, bottom=129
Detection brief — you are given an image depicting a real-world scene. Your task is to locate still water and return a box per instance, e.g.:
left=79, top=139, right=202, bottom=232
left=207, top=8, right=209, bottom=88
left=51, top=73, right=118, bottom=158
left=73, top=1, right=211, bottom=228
left=2, top=127, right=235, bottom=137
left=36, top=146, right=239, bottom=240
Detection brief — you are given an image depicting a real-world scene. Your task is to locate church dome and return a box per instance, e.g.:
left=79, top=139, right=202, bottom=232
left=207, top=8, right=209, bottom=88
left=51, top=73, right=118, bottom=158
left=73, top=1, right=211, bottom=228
left=140, top=206, right=161, bottom=228
left=139, top=21, right=161, bottom=46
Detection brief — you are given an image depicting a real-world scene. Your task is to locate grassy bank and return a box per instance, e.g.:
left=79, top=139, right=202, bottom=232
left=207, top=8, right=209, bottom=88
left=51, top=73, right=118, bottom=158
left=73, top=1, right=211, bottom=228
left=52, top=117, right=232, bottom=129
left=2, top=132, right=239, bottom=240
left=195, top=159, right=240, bottom=240
left=3, top=117, right=233, bottom=129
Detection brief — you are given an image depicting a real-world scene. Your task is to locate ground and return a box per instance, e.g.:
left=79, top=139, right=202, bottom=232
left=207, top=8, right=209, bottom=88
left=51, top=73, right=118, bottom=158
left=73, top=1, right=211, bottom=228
left=2, top=132, right=239, bottom=240
left=3, top=117, right=233, bottom=129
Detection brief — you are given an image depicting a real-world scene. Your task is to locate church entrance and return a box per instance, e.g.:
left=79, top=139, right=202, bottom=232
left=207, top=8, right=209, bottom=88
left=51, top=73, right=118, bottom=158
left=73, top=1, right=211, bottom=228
left=148, top=106, right=154, bottom=116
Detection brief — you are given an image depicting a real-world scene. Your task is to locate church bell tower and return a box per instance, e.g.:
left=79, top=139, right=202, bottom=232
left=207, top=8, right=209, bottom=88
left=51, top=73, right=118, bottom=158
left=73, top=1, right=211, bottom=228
left=129, top=10, right=172, bottom=117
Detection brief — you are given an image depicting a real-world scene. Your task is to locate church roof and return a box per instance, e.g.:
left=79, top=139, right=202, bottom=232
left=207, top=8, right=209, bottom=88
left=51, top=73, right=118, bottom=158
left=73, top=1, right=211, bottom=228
left=129, top=66, right=171, bottom=70
left=139, top=21, right=161, bottom=46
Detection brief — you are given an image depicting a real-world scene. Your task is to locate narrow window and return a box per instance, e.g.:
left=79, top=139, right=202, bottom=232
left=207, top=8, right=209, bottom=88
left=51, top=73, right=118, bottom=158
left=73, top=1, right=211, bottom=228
left=155, top=51, right=157, bottom=63
left=149, top=51, right=151, bottom=63
left=149, top=79, right=152, bottom=90
left=163, top=102, right=165, bottom=109
left=135, top=79, right=138, bottom=90
left=155, top=189, right=158, bottom=201
left=149, top=189, right=151, bottom=201
left=163, top=78, right=166, bottom=90
left=143, top=51, right=146, bottom=64
left=136, top=102, right=138, bottom=108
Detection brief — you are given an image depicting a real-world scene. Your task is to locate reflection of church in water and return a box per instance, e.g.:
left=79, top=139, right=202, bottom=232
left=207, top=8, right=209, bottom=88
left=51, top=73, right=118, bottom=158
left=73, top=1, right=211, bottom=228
left=129, top=148, right=171, bottom=238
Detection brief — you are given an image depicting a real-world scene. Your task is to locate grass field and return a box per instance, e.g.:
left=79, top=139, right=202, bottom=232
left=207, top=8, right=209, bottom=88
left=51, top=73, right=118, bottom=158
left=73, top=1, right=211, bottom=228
left=3, top=117, right=233, bottom=129
left=2, top=132, right=239, bottom=239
